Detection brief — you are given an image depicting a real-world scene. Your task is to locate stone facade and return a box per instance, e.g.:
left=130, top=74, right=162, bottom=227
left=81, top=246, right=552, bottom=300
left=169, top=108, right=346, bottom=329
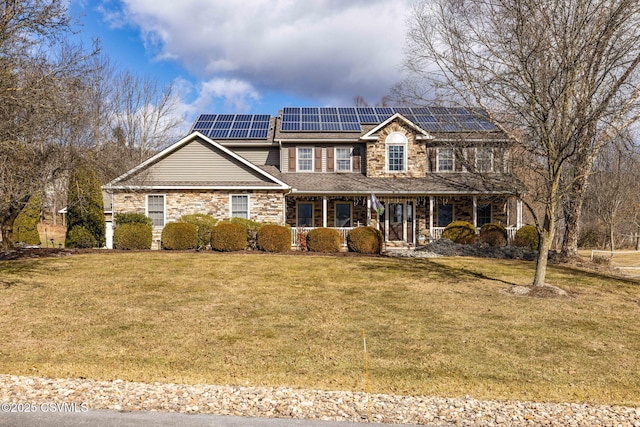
left=112, top=190, right=286, bottom=248
left=365, top=120, right=427, bottom=178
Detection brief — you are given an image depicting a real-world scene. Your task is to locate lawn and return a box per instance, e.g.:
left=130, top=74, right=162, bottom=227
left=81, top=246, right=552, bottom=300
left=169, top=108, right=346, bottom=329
left=0, top=252, right=639, bottom=406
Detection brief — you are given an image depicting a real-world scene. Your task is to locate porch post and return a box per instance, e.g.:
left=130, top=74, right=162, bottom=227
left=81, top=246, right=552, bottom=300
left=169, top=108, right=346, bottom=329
left=384, top=198, right=389, bottom=242
left=367, top=197, right=372, bottom=226
left=322, top=196, right=328, bottom=228
left=429, top=196, right=434, bottom=242
left=472, top=196, right=478, bottom=228
left=516, top=198, right=523, bottom=229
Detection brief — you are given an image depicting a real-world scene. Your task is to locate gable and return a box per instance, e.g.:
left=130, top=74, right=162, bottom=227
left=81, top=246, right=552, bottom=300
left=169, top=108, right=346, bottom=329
left=144, top=138, right=267, bottom=183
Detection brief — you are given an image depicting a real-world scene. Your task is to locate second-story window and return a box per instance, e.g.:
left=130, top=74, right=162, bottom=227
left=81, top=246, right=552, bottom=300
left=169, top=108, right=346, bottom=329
left=336, top=147, right=351, bottom=172
left=385, top=132, right=407, bottom=173
left=438, top=148, right=454, bottom=172
left=298, top=147, right=313, bottom=171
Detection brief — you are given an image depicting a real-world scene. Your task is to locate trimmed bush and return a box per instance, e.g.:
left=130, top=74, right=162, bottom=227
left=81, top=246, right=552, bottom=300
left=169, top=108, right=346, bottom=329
left=66, top=165, right=105, bottom=246
left=228, top=217, right=263, bottom=249
left=479, top=223, right=508, bottom=247
left=347, top=226, right=383, bottom=254
left=513, top=225, right=539, bottom=250
left=115, top=212, right=153, bottom=228
left=13, top=193, right=41, bottom=245
left=257, top=224, right=291, bottom=252
left=66, top=226, right=96, bottom=248
left=441, top=221, right=476, bottom=244
left=161, top=222, right=198, bottom=250
left=211, top=222, right=247, bottom=252
left=306, top=228, right=341, bottom=253
left=114, top=223, right=152, bottom=250
left=180, top=214, right=218, bottom=248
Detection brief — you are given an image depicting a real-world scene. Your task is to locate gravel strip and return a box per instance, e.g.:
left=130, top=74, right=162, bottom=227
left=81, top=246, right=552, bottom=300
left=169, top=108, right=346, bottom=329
left=1, top=375, right=639, bottom=426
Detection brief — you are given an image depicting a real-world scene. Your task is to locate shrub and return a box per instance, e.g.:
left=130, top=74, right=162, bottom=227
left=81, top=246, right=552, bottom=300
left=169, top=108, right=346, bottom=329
left=297, top=231, right=308, bottom=251
left=13, top=193, right=41, bottom=246
left=441, top=221, right=476, bottom=244
left=306, top=228, right=341, bottom=253
left=211, top=222, right=247, bottom=251
left=180, top=214, right=218, bottom=248
left=114, top=223, right=152, bottom=250
left=347, top=226, right=383, bottom=254
left=161, top=222, right=198, bottom=250
left=228, top=217, right=263, bottom=249
left=115, top=212, right=153, bottom=228
left=257, top=224, right=291, bottom=252
left=66, top=226, right=96, bottom=248
left=513, top=225, right=539, bottom=250
left=66, top=165, right=105, bottom=246
left=479, top=223, right=508, bottom=247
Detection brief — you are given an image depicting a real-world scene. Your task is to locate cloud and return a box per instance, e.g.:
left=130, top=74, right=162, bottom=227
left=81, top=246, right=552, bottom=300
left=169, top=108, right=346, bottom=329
left=111, top=0, right=413, bottom=106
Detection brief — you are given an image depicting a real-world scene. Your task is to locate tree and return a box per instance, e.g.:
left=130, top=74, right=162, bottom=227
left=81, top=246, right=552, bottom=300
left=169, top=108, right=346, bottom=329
left=13, top=193, right=42, bottom=245
left=65, top=164, right=104, bottom=247
left=402, top=0, right=640, bottom=286
left=0, top=1, right=98, bottom=249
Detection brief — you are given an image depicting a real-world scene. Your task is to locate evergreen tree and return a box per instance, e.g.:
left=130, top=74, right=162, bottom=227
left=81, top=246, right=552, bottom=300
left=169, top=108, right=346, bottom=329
left=65, top=165, right=105, bottom=247
left=13, top=194, right=42, bottom=246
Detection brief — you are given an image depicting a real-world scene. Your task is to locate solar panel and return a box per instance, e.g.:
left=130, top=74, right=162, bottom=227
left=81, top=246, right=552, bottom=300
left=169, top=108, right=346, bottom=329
left=190, top=114, right=271, bottom=139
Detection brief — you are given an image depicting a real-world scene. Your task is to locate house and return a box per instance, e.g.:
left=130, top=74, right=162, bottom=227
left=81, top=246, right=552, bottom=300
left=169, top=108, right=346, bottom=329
left=103, top=106, right=523, bottom=249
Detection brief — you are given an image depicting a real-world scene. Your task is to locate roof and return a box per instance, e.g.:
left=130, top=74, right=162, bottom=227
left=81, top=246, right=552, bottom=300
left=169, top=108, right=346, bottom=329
left=190, top=106, right=503, bottom=144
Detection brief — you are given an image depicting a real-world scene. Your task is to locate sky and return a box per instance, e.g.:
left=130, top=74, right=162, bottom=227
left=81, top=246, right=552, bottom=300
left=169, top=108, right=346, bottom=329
left=67, top=0, right=415, bottom=127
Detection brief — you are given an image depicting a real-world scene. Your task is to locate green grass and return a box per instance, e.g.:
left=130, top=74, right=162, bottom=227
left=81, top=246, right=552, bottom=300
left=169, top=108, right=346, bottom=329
left=1, top=252, right=639, bottom=406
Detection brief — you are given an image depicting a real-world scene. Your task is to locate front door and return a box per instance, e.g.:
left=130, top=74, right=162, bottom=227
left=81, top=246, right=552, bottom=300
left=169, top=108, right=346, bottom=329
left=388, top=203, right=404, bottom=241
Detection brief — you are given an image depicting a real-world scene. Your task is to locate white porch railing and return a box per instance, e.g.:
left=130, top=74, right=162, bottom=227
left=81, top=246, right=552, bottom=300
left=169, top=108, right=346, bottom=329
left=431, top=226, right=519, bottom=242
left=291, top=227, right=353, bottom=247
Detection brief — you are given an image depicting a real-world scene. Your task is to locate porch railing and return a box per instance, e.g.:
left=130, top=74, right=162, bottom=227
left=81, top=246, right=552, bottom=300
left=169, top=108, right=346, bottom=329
left=292, top=227, right=353, bottom=247
left=431, top=226, right=519, bottom=242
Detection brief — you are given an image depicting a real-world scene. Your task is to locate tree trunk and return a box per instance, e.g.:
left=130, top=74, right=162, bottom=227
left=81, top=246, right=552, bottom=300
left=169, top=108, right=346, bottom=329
left=533, top=213, right=554, bottom=287
left=1, top=221, right=14, bottom=250
left=561, top=164, right=590, bottom=260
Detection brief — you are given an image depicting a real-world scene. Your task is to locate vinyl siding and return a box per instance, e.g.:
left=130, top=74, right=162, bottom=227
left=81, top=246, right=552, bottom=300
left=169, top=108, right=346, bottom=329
left=231, top=147, right=279, bottom=166
left=145, top=139, right=269, bottom=183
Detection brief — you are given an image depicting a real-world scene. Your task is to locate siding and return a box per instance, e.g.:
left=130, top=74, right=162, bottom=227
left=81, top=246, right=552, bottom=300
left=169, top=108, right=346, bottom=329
left=145, top=139, right=269, bottom=183
left=231, top=147, right=279, bottom=166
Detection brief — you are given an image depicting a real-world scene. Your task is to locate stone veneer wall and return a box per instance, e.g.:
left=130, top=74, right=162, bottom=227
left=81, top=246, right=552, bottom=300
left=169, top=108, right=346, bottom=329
left=366, top=120, right=427, bottom=178
left=112, top=190, right=285, bottom=249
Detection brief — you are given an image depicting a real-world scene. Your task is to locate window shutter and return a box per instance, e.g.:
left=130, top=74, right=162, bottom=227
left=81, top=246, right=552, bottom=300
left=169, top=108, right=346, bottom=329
left=315, top=147, right=322, bottom=172
left=326, top=147, right=334, bottom=172
left=352, top=147, right=361, bottom=172
left=288, top=147, right=296, bottom=172
left=455, top=148, right=464, bottom=172
left=428, top=148, right=436, bottom=172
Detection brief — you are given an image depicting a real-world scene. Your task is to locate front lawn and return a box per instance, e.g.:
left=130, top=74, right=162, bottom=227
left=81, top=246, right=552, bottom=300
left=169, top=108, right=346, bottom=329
left=0, top=252, right=638, bottom=406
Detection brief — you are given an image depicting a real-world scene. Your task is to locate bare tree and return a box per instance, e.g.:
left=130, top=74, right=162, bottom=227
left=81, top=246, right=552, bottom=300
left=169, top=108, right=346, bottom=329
left=583, top=136, right=640, bottom=251
left=402, top=0, right=640, bottom=286
left=0, top=1, right=100, bottom=248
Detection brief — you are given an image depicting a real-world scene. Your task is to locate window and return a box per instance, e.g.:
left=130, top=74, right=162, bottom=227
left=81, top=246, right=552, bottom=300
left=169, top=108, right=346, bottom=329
left=477, top=203, right=491, bottom=227
left=476, top=148, right=493, bottom=172
left=297, top=147, right=313, bottom=171
left=385, top=132, right=407, bottom=172
left=335, top=147, right=351, bottom=172
left=147, top=195, right=165, bottom=227
left=335, top=202, right=351, bottom=227
left=231, top=195, right=249, bottom=219
left=438, top=148, right=454, bottom=172
left=437, top=204, right=453, bottom=227
left=297, top=203, right=313, bottom=227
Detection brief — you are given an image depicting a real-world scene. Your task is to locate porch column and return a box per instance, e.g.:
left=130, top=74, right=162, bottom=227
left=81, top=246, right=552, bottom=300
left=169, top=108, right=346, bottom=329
left=472, top=196, right=478, bottom=228
left=366, top=197, right=372, bottom=226
left=384, top=198, right=389, bottom=242
left=322, top=196, right=328, bottom=228
left=429, top=196, right=434, bottom=242
left=516, top=198, right=523, bottom=229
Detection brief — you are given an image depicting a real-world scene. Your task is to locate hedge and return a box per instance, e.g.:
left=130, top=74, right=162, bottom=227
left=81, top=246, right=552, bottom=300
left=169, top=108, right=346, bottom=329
left=180, top=214, right=218, bottom=248
left=211, top=222, right=247, bottom=251
left=115, top=212, right=153, bottom=228
left=114, top=223, right=152, bottom=250
left=161, top=222, right=198, bottom=250
left=307, top=228, right=341, bottom=253
left=347, top=226, right=383, bottom=254
left=256, top=224, right=291, bottom=252
left=513, top=225, right=539, bottom=250
left=479, top=222, right=508, bottom=247
left=441, top=221, right=476, bottom=244
left=66, top=226, right=96, bottom=249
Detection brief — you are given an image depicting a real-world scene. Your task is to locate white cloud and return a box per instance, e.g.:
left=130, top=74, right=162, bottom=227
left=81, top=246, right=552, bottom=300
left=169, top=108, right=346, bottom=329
left=112, top=0, right=413, bottom=106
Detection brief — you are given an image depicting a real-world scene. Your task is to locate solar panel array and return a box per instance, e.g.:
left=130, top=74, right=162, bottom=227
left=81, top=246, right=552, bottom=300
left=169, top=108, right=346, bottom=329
left=191, top=114, right=271, bottom=139
left=280, top=106, right=497, bottom=133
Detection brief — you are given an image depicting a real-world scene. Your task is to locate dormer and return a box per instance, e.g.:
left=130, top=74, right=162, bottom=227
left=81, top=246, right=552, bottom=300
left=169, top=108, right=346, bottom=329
left=361, top=113, right=434, bottom=178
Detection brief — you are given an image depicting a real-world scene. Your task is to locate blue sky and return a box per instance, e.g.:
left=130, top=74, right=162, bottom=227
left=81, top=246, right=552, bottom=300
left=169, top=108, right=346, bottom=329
left=67, top=0, right=414, bottom=125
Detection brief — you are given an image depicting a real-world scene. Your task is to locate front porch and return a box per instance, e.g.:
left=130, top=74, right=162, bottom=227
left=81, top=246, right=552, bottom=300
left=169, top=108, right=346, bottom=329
left=286, top=194, right=523, bottom=248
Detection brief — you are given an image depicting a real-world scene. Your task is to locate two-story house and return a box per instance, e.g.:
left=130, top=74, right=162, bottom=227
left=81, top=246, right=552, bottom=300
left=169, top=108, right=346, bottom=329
left=103, top=106, right=523, bottom=249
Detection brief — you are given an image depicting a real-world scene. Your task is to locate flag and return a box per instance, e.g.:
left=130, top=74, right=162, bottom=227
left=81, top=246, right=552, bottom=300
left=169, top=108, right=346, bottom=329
left=371, top=193, right=384, bottom=216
